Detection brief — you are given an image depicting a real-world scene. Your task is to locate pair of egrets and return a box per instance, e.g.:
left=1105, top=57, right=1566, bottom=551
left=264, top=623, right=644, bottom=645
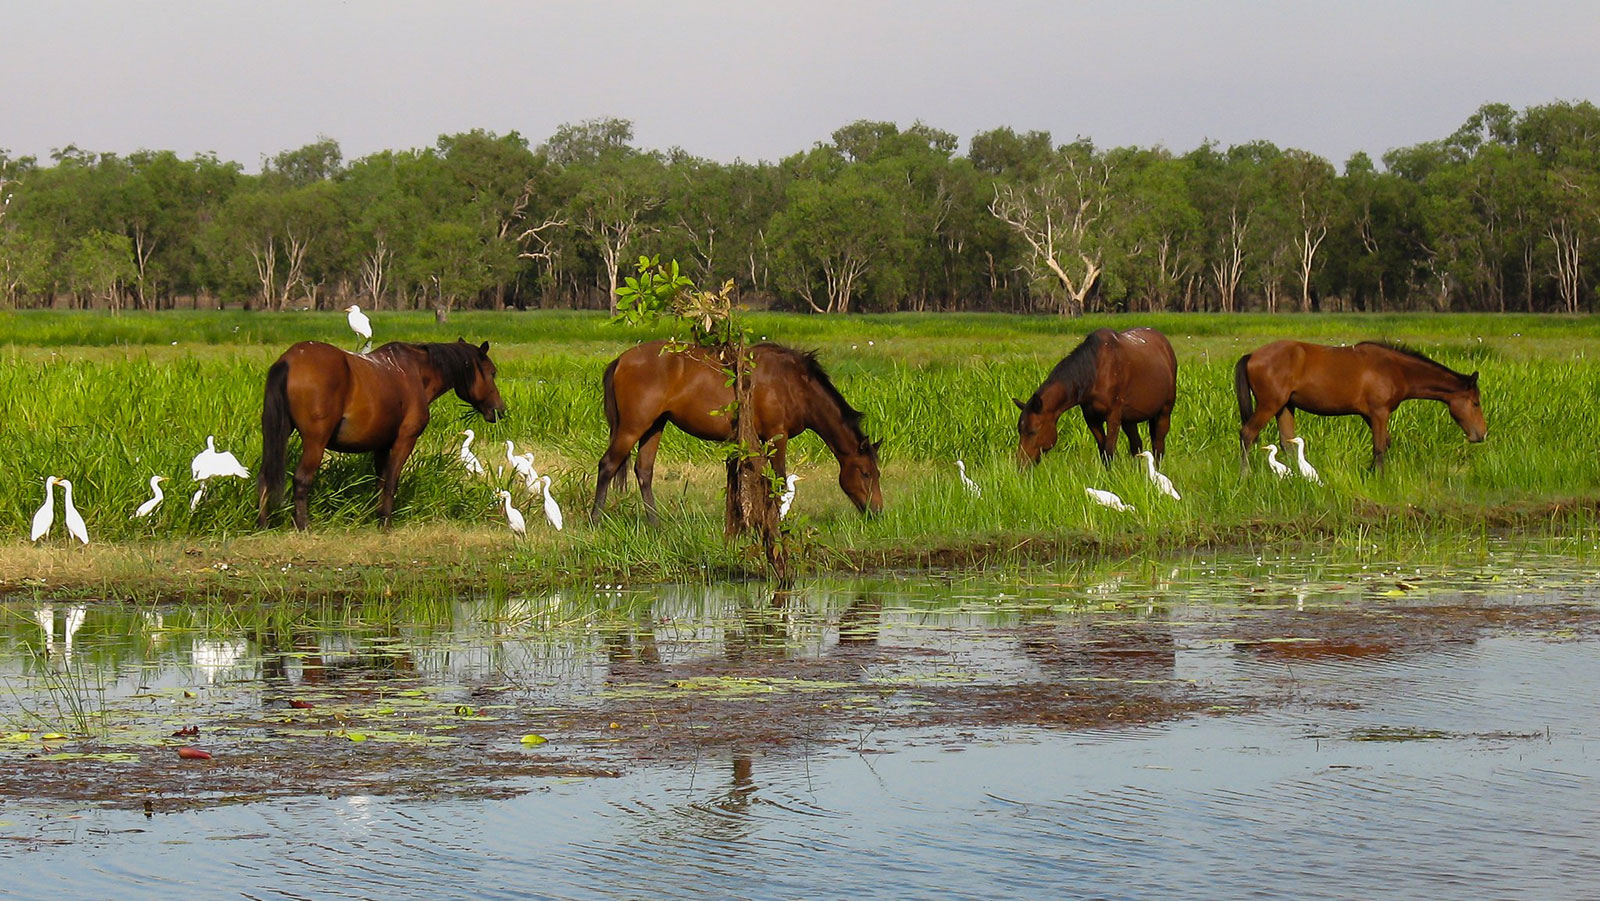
left=31, top=477, right=88, bottom=544
left=497, top=479, right=564, bottom=535
left=1263, top=436, right=1322, bottom=485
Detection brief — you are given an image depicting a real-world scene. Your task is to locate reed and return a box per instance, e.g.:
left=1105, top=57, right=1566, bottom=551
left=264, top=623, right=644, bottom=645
left=4, top=309, right=1599, bottom=592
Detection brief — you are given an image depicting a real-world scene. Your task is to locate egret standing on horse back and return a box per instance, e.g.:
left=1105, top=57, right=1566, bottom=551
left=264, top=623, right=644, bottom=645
left=591, top=340, right=883, bottom=525
left=257, top=338, right=506, bottom=530
left=1234, top=340, right=1485, bottom=472
left=1015, top=327, right=1178, bottom=467
left=345, top=305, right=372, bottom=352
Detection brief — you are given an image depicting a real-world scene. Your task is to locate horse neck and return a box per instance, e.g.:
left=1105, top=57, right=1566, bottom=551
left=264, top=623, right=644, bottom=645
left=1039, top=376, right=1084, bottom=416
left=1392, top=354, right=1469, bottom=401
left=801, top=386, right=866, bottom=462
left=403, top=346, right=462, bottom=402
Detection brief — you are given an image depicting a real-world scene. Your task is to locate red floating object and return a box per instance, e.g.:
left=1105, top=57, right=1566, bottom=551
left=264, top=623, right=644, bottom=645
left=176, top=746, right=212, bottom=760
left=289, top=700, right=315, bottom=709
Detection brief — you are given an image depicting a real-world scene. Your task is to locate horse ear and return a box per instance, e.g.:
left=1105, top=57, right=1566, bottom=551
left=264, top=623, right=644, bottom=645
left=1469, top=371, right=1480, bottom=386
left=1012, top=397, right=1025, bottom=410
left=479, top=341, right=491, bottom=354
left=870, top=438, right=884, bottom=454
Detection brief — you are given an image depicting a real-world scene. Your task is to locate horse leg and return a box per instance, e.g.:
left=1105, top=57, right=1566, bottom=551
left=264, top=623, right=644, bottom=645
left=1368, top=410, right=1392, bottom=470
left=1151, top=407, right=1173, bottom=466
left=1239, top=402, right=1282, bottom=473
left=1121, top=421, right=1143, bottom=458
left=376, top=434, right=419, bottom=528
left=291, top=434, right=330, bottom=532
left=634, top=424, right=667, bottom=525
left=1100, top=410, right=1124, bottom=465
left=1082, top=411, right=1109, bottom=465
left=1275, top=408, right=1297, bottom=444
left=591, top=430, right=640, bottom=524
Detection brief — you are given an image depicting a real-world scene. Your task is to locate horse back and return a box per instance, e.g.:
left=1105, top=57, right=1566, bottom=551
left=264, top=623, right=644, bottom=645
left=1245, top=340, right=1393, bottom=414
left=1095, top=328, right=1177, bottom=417
left=609, top=340, right=816, bottom=443
left=277, top=341, right=418, bottom=449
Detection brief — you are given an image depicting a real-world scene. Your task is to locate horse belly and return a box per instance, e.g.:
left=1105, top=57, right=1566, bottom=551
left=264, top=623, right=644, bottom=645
left=328, top=407, right=408, bottom=452
left=1286, top=389, right=1356, bottom=417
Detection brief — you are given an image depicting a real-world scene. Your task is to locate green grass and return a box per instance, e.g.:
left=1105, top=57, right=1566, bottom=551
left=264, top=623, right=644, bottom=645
left=3, top=308, right=1599, bottom=593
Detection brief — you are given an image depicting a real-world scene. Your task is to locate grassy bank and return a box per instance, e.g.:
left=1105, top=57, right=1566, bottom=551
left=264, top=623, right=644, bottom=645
left=4, top=309, right=1599, bottom=597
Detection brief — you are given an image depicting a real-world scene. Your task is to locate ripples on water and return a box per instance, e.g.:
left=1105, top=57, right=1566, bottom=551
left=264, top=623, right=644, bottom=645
left=2, top=555, right=1599, bottom=899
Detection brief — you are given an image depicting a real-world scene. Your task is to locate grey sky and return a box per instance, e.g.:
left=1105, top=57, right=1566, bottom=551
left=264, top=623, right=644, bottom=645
left=3, top=1, right=1596, bottom=170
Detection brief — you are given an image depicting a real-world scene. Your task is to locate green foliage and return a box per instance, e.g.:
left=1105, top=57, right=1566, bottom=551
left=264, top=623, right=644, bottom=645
left=3, top=310, right=1600, bottom=582
left=2, top=103, right=1600, bottom=317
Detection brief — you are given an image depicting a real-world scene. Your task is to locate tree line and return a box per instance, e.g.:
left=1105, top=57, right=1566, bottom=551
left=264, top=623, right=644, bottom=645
left=0, top=101, right=1596, bottom=316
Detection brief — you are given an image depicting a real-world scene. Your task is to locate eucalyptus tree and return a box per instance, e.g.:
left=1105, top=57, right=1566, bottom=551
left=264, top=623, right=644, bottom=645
left=541, top=118, right=666, bottom=314
left=768, top=142, right=910, bottom=313
left=989, top=137, right=1135, bottom=316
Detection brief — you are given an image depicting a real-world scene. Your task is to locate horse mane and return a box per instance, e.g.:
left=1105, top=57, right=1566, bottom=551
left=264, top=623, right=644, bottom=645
left=1034, top=330, right=1107, bottom=404
left=1356, top=341, right=1475, bottom=382
left=760, top=343, right=874, bottom=453
left=418, top=341, right=484, bottom=389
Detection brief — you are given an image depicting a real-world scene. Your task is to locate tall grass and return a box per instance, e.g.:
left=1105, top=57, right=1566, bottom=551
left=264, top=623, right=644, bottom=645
left=4, top=309, right=1599, bottom=581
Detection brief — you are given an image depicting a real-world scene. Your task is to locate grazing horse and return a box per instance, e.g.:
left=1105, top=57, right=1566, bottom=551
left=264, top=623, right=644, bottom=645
left=1234, top=340, right=1486, bottom=471
left=1014, top=327, right=1178, bottom=466
left=258, top=339, right=507, bottom=530
left=591, top=340, right=883, bottom=524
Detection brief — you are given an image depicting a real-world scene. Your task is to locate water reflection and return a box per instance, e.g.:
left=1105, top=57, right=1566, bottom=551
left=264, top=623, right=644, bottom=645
left=31, top=603, right=88, bottom=666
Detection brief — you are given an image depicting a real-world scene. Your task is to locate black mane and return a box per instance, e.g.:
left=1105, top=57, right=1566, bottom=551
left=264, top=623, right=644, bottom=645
left=420, top=341, right=484, bottom=390
left=1356, top=341, right=1475, bottom=381
left=760, top=343, right=873, bottom=452
left=1034, top=330, right=1107, bottom=403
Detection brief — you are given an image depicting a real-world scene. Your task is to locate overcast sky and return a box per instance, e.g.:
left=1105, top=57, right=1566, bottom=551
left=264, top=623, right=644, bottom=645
left=2, top=1, right=1596, bottom=170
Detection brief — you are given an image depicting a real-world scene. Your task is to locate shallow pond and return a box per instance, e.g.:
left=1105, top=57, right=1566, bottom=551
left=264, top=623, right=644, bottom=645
left=3, top=551, right=1599, bottom=898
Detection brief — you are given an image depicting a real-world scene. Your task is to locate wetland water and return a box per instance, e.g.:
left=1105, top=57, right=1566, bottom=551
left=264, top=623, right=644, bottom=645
left=2, top=552, right=1599, bottom=899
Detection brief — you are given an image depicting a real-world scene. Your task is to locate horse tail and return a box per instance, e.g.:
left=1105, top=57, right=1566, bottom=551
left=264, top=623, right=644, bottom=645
left=1233, top=353, right=1254, bottom=424
left=258, top=359, right=292, bottom=523
left=601, top=356, right=628, bottom=494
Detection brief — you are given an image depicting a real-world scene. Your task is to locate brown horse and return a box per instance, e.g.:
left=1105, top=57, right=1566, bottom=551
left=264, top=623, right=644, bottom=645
left=591, top=340, right=883, bottom=524
left=257, top=339, right=507, bottom=530
left=1014, top=327, right=1178, bottom=466
left=1235, top=340, right=1486, bottom=471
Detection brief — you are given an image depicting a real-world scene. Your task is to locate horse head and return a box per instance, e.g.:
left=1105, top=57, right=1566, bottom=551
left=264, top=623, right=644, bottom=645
left=1446, top=371, right=1487, bottom=442
left=839, top=437, right=884, bottom=516
left=457, top=339, right=507, bottom=423
left=1014, top=395, right=1057, bottom=466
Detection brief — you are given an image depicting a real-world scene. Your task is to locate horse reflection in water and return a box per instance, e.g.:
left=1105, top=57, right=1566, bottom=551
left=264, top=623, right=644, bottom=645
left=255, top=626, right=417, bottom=688
left=32, top=604, right=88, bottom=667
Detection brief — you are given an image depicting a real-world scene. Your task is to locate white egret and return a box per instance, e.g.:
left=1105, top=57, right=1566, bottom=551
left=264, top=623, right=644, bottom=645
left=1262, top=444, right=1292, bottom=479
left=496, top=489, right=526, bottom=537
left=345, top=304, right=372, bottom=352
left=458, top=430, right=485, bottom=476
left=58, top=479, right=88, bottom=545
left=1135, top=451, right=1181, bottom=500
left=1288, top=436, right=1322, bottom=485
left=30, top=476, right=58, bottom=542
left=540, top=475, right=564, bottom=531
left=189, top=436, right=249, bottom=511
left=506, top=441, right=539, bottom=492
left=134, top=475, right=168, bottom=518
left=956, top=460, right=981, bottom=497
left=518, top=453, right=541, bottom=494
left=1085, top=487, right=1135, bottom=513
left=778, top=473, right=800, bottom=519
left=191, top=436, right=250, bottom=481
